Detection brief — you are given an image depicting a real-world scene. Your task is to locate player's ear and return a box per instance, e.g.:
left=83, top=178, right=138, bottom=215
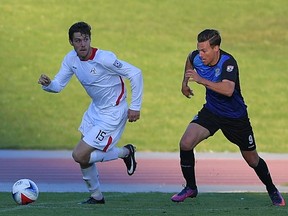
left=69, top=39, right=73, bottom=46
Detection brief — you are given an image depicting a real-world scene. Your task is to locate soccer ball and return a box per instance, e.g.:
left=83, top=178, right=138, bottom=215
left=12, top=179, right=39, bottom=205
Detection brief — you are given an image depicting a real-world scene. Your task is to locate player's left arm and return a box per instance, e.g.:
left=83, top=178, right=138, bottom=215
left=104, top=52, right=143, bottom=122
left=121, top=62, right=143, bottom=122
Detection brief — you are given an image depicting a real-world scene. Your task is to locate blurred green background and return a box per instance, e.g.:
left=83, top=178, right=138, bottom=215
left=0, top=0, right=287, bottom=152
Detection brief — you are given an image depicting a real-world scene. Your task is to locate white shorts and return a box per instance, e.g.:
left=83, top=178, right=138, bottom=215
left=78, top=101, right=128, bottom=151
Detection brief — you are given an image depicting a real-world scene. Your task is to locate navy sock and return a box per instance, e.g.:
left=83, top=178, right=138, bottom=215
left=180, top=150, right=197, bottom=190
left=253, top=157, right=276, bottom=193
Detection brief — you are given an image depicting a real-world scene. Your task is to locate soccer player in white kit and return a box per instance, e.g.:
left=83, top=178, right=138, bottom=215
left=38, top=22, right=143, bottom=204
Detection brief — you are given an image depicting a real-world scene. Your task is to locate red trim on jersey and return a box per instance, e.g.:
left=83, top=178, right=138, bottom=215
left=88, top=48, right=98, bottom=60
left=115, top=76, right=125, bottom=106
left=103, top=136, right=113, bottom=152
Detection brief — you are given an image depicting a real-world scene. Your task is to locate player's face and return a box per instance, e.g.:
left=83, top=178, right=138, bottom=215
left=70, top=32, right=92, bottom=60
left=197, top=40, right=219, bottom=66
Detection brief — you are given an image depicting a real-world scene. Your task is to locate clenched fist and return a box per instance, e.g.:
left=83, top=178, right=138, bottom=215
left=38, top=74, right=51, bottom=86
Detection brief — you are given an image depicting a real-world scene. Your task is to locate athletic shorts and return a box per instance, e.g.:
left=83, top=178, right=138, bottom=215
left=79, top=101, right=128, bottom=152
left=192, top=107, right=256, bottom=151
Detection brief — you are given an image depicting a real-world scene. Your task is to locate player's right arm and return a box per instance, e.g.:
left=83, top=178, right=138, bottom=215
left=38, top=74, right=51, bottom=86
left=38, top=52, right=74, bottom=93
left=181, top=55, right=194, bottom=98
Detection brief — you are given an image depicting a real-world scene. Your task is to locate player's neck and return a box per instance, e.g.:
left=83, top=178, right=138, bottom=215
left=87, top=47, right=93, bottom=59
left=209, top=51, right=220, bottom=66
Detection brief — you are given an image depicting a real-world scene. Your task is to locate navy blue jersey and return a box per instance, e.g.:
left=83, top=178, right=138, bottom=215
left=189, top=49, right=247, bottom=118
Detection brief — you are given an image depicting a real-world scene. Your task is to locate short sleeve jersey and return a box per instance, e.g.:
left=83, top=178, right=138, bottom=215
left=189, top=49, right=247, bottom=118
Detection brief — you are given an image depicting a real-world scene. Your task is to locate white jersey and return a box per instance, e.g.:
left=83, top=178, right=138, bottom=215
left=43, top=48, right=143, bottom=111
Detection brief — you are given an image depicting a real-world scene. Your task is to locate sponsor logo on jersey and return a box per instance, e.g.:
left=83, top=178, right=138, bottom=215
left=113, top=60, right=123, bottom=68
left=90, top=67, right=97, bottom=75
left=226, top=65, right=234, bottom=72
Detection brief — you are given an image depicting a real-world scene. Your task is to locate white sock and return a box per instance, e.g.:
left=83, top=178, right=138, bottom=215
left=118, top=146, right=130, bottom=158
left=89, top=147, right=129, bottom=163
left=81, top=164, right=103, bottom=199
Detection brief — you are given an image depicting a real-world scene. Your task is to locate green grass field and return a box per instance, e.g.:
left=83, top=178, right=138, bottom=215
left=0, top=0, right=287, bottom=152
left=1, top=2, right=287, bottom=214
left=1, top=192, right=287, bottom=216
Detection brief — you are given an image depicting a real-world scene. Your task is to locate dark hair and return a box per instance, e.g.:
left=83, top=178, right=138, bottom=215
left=68, top=22, right=91, bottom=41
left=197, top=29, right=221, bottom=47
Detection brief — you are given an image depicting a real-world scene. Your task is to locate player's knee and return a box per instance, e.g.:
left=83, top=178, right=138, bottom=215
left=242, top=151, right=259, bottom=168
left=180, top=137, right=195, bottom=151
left=247, top=160, right=259, bottom=168
left=245, top=155, right=259, bottom=168
left=72, top=151, right=89, bottom=165
left=180, top=142, right=191, bottom=151
left=72, top=151, right=80, bottom=163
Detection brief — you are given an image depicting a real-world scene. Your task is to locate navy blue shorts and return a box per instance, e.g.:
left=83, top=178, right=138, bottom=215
left=191, top=107, right=256, bottom=151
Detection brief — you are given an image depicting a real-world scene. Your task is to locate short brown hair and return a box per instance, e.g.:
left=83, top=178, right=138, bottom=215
left=68, top=22, right=91, bottom=41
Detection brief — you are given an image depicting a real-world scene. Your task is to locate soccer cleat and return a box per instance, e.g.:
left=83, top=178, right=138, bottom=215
left=122, top=144, right=137, bottom=176
left=79, top=197, right=105, bottom=204
left=269, top=190, right=286, bottom=206
left=171, top=186, right=198, bottom=202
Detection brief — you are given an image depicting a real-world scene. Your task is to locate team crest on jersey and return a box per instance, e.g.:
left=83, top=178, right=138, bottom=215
left=215, top=68, right=221, bottom=77
left=90, top=67, right=97, bottom=75
left=113, top=60, right=123, bottom=69
left=226, top=65, right=234, bottom=72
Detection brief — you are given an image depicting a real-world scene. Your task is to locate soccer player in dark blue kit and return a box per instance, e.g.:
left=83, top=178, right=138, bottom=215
left=171, top=29, right=286, bottom=206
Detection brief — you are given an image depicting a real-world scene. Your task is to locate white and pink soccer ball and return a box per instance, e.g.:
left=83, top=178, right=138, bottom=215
left=12, top=179, right=39, bottom=205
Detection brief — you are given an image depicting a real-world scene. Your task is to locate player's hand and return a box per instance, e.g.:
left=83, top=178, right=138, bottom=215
left=128, top=109, right=140, bottom=122
left=185, top=69, right=202, bottom=84
left=38, top=74, right=51, bottom=86
left=181, top=84, right=194, bottom=98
